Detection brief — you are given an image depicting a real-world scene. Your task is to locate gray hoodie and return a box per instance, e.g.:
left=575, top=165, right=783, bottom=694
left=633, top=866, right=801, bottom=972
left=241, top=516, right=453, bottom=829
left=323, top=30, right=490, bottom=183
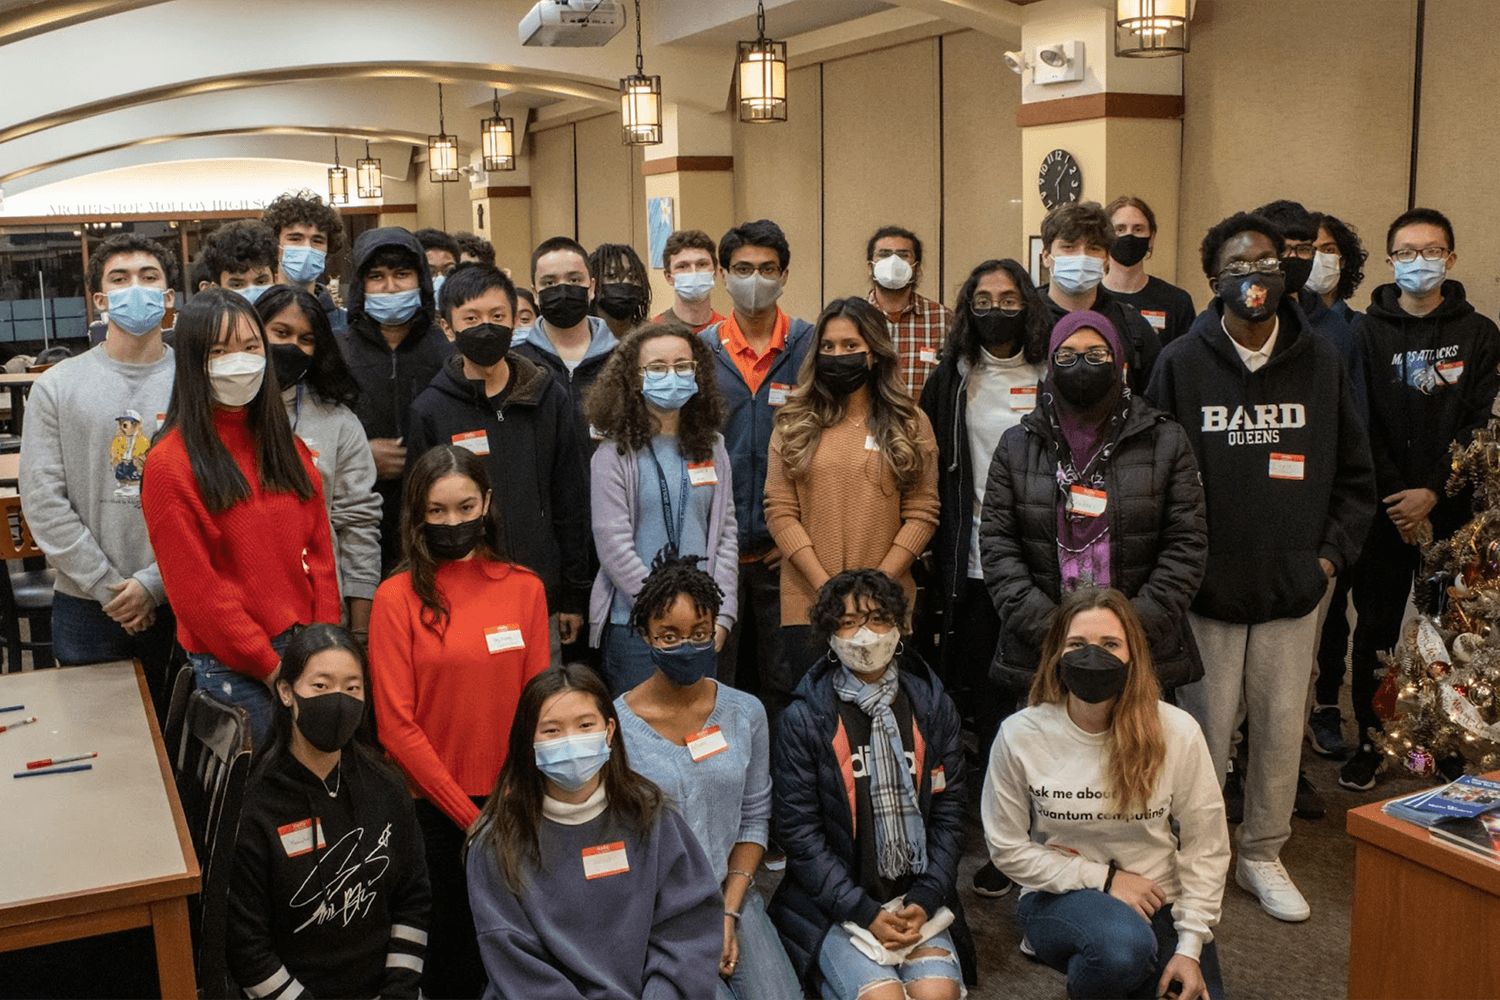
left=19, top=343, right=175, bottom=606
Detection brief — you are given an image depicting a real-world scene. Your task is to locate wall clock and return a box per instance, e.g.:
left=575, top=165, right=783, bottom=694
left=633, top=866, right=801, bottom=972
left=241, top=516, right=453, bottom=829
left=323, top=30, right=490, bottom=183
left=1039, top=149, right=1082, bottom=210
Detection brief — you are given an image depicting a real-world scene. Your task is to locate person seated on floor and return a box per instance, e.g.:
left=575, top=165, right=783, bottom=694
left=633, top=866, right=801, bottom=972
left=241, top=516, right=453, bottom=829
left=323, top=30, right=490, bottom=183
left=981, top=587, right=1229, bottom=1000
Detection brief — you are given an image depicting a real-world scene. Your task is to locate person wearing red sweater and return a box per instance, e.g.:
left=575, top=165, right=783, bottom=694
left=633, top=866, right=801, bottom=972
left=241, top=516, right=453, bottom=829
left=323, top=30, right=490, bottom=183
left=370, top=443, right=549, bottom=999
left=143, top=289, right=339, bottom=747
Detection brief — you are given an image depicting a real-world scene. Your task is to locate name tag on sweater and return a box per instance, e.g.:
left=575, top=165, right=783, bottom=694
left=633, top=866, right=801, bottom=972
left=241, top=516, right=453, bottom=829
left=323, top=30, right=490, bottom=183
left=582, top=841, right=630, bottom=879
left=687, top=461, right=718, bottom=486
left=1141, top=310, right=1167, bottom=331
left=919, top=348, right=937, bottom=364
left=686, top=725, right=729, bottom=762
left=452, top=430, right=489, bottom=456
left=1009, top=386, right=1037, bottom=411
left=1268, top=453, right=1305, bottom=480
left=865, top=434, right=880, bottom=452
left=768, top=383, right=791, bottom=406
left=1437, top=360, right=1464, bottom=385
left=300, top=438, right=321, bottom=466
left=278, top=818, right=326, bottom=858
left=485, top=625, right=525, bottom=653
left=1067, top=486, right=1107, bottom=517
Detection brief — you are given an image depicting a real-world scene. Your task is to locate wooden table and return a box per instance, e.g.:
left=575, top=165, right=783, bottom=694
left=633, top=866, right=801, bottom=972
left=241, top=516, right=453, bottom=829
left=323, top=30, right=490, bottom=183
left=0, top=662, right=200, bottom=997
left=0, top=372, right=39, bottom=435
left=0, top=451, right=17, bottom=487
left=1346, top=777, right=1500, bottom=999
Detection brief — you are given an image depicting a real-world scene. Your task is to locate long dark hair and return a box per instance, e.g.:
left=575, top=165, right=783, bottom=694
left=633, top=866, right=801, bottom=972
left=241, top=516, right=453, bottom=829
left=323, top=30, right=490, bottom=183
left=254, top=285, right=361, bottom=409
left=467, top=664, right=665, bottom=892
left=584, top=321, right=726, bottom=462
left=944, top=258, right=1050, bottom=367
left=155, top=288, right=313, bottom=512
left=397, top=445, right=509, bottom=632
left=1312, top=212, right=1368, bottom=303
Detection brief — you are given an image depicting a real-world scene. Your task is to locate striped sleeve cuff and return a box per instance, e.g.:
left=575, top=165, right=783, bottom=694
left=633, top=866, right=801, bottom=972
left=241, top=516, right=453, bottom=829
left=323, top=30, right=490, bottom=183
left=243, top=966, right=307, bottom=1000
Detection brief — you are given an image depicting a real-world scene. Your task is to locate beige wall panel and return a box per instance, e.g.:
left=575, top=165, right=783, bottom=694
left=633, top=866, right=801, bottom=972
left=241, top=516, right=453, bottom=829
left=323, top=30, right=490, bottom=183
left=413, top=164, right=472, bottom=234
left=942, top=29, right=1024, bottom=299
left=732, top=65, right=824, bottom=323
left=530, top=124, right=577, bottom=245
left=1178, top=0, right=1415, bottom=307
left=575, top=113, right=641, bottom=251
left=1417, top=0, right=1500, bottom=319
left=822, top=39, right=942, bottom=307
left=482, top=197, right=534, bottom=284
left=1104, top=117, right=1183, bottom=286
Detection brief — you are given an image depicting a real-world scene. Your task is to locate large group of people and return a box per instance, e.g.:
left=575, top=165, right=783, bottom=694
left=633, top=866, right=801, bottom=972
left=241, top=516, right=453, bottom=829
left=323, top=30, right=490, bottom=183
left=14, top=185, right=1498, bottom=1000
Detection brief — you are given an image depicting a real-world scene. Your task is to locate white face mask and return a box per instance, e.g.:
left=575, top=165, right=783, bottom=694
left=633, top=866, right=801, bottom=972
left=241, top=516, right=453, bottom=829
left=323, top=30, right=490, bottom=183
left=829, top=625, right=901, bottom=677
left=208, top=352, right=267, bottom=407
left=672, top=270, right=715, bottom=303
left=725, top=272, right=784, bottom=313
left=872, top=254, right=914, bottom=290
left=1305, top=251, right=1340, bottom=295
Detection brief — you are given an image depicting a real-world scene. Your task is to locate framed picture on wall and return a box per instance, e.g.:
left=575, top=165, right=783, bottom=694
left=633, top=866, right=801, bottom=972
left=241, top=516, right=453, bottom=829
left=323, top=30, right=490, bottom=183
left=1029, top=235, right=1047, bottom=287
left=648, top=196, right=675, bottom=269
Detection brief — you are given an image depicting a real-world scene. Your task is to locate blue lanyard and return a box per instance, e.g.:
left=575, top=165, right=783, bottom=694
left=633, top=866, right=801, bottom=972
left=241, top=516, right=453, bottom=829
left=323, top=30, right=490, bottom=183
left=645, top=441, right=688, bottom=561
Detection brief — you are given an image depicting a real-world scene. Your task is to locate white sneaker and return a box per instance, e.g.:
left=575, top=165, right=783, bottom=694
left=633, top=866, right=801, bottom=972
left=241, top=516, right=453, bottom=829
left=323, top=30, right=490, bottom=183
left=1018, top=935, right=1036, bottom=958
left=1236, top=857, right=1310, bottom=922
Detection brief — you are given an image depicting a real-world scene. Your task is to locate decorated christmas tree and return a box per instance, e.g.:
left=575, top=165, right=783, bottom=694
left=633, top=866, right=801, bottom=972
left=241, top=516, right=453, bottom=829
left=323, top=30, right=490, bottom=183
left=1375, top=421, right=1500, bottom=778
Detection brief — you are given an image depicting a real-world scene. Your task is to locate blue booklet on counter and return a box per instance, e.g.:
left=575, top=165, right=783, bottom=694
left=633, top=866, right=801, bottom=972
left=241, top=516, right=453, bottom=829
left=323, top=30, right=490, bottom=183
left=1383, top=775, right=1500, bottom=827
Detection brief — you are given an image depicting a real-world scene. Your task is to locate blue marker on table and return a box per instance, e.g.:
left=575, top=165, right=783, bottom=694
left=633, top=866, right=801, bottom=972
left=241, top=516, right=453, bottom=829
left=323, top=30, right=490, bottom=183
left=13, top=763, right=93, bottom=778
left=0, top=705, right=23, bottom=713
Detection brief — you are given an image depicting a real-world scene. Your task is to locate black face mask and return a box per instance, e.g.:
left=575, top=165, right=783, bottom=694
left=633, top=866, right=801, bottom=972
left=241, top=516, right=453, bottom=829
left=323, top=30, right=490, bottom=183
left=1218, top=271, right=1285, bottom=322
left=1059, top=644, right=1130, bottom=704
left=974, top=310, right=1027, bottom=351
left=455, top=322, right=514, bottom=367
left=292, top=691, right=365, bottom=753
left=424, top=516, right=485, bottom=561
left=596, top=282, right=645, bottom=321
left=816, top=352, right=871, bottom=397
left=1052, top=358, right=1119, bottom=407
left=1110, top=234, right=1151, bottom=268
left=537, top=283, right=591, bottom=329
left=1281, top=255, right=1314, bottom=295
left=270, top=342, right=313, bottom=388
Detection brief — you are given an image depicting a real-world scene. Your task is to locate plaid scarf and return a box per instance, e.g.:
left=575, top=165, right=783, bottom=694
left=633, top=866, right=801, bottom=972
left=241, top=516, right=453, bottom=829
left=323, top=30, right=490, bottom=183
left=832, top=664, right=927, bottom=880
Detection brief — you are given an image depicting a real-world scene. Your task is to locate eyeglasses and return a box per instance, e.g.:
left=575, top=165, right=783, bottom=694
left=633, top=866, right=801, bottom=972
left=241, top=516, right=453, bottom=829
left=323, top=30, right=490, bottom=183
left=1390, top=246, right=1451, bottom=263
left=1219, top=258, right=1283, bottom=277
left=650, top=632, right=714, bottom=649
left=837, top=611, right=897, bottom=631
left=641, top=361, right=698, bottom=378
left=1053, top=346, right=1113, bottom=367
left=1282, top=244, right=1317, bottom=261
left=729, top=263, right=783, bottom=278
left=971, top=302, right=1023, bottom=318
left=872, top=249, right=915, bottom=262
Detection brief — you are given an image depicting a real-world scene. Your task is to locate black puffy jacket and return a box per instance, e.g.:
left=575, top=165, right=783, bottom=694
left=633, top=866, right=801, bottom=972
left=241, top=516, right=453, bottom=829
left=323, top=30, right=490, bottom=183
left=979, top=393, right=1207, bottom=693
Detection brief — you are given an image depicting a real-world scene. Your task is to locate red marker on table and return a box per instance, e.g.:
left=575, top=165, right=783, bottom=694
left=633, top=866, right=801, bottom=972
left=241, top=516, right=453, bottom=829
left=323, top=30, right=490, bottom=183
left=26, top=751, right=97, bottom=770
left=0, top=716, right=36, bottom=734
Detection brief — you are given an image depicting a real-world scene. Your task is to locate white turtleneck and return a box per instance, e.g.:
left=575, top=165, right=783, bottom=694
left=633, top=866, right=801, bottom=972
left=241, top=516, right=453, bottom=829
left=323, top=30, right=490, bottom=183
left=542, top=785, right=607, bottom=825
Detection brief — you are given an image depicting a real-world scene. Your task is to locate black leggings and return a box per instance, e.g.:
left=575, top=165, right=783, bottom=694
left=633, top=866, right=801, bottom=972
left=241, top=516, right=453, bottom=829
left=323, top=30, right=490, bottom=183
left=413, top=797, right=488, bottom=999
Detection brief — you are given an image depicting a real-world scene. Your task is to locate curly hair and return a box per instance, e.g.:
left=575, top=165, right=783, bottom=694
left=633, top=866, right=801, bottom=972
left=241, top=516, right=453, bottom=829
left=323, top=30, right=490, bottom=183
left=261, top=190, right=345, bottom=254
left=1313, top=212, right=1368, bottom=303
left=809, top=569, right=908, bottom=647
left=583, top=321, right=726, bottom=463
left=1199, top=212, right=1285, bottom=280
left=87, top=233, right=179, bottom=293
left=200, top=221, right=278, bottom=284
left=776, top=297, right=924, bottom=492
left=865, top=225, right=923, bottom=264
left=662, top=229, right=715, bottom=271
left=628, top=552, right=723, bottom=635
left=944, top=258, right=1050, bottom=367
left=454, top=231, right=496, bottom=266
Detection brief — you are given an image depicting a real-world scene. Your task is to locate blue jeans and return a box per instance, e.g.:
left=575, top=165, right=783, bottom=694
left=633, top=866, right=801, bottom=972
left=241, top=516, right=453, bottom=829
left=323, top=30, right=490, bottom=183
left=720, top=890, right=802, bottom=1000
left=52, top=590, right=178, bottom=723
left=817, top=926, right=963, bottom=1000
left=188, top=628, right=296, bottom=749
left=600, top=624, right=662, bottom=696
left=1017, top=891, right=1225, bottom=1000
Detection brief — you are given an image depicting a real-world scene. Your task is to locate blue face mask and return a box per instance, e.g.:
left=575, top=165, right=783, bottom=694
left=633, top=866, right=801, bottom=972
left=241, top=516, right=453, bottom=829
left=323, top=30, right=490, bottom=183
left=534, top=731, right=611, bottom=792
left=364, top=288, right=422, bottom=326
left=648, top=639, right=717, bottom=687
left=431, top=274, right=447, bottom=308
left=105, top=285, right=166, bottom=336
left=1393, top=255, right=1447, bottom=296
left=641, top=370, right=698, bottom=411
left=235, top=284, right=271, bottom=305
left=280, top=245, right=326, bottom=284
left=1050, top=254, right=1106, bottom=296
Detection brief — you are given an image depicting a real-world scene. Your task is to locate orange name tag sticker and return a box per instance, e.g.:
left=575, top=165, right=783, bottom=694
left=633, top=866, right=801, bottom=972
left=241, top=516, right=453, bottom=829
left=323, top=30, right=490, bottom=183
left=155, top=412, right=167, bottom=425
left=1141, top=310, right=1167, bottom=331
left=931, top=765, right=947, bottom=793
left=865, top=434, right=880, bottom=452
left=1437, top=360, right=1464, bottom=384
left=299, top=437, right=320, bottom=465
left=686, top=725, right=729, bottom=762
left=485, top=624, right=525, bottom=654
left=1067, top=485, right=1107, bottom=517
left=1268, top=453, right=1305, bottom=480
left=919, top=347, right=938, bottom=364
left=582, top=841, right=630, bottom=879
left=768, top=383, right=791, bottom=406
left=687, top=461, right=718, bottom=486
left=277, top=818, right=326, bottom=858
left=452, top=429, right=489, bottom=456
left=1009, top=386, right=1038, bottom=411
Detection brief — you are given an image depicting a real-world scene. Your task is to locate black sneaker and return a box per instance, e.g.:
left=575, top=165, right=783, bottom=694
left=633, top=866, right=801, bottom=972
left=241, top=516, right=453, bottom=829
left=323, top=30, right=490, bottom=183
left=972, top=861, right=1013, bottom=898
left=1293, top=770, right=1325, bottom=820
left=1223, top=758, right=1244, bottom=824
left=1308, top=706, right=1352, bottom=760
left=1339, top=743, right=1382, bottom=791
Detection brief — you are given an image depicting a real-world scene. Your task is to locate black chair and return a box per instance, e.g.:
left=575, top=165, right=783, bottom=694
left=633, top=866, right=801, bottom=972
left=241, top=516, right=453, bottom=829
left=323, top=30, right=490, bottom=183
left=175, top=689, right=251, bottom=1000
left=0, top=494, right=54, bottom=671
left=162, top=663, right=196, bottom=764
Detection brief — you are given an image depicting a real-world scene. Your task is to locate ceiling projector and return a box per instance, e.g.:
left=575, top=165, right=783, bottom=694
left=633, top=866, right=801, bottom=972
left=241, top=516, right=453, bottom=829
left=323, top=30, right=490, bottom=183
left=519, top=1, right=626, bottom=47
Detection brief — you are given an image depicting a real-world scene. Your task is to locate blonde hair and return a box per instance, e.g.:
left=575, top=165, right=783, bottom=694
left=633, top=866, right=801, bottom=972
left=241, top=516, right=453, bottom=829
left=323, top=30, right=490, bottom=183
left=775, top=297, right=922, bottom=491
left=1030, top=588, right=1166, bottom=815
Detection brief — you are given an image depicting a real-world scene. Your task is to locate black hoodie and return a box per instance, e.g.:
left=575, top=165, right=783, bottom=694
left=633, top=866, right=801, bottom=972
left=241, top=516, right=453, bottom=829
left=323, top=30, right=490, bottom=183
left=1145, top=296, right=1376, bottom=624
left=1357, top=279, right=1500, bottom=533
left=226, top=747, right=430, bottom=999
left=405, top=350, right=592, bottom=615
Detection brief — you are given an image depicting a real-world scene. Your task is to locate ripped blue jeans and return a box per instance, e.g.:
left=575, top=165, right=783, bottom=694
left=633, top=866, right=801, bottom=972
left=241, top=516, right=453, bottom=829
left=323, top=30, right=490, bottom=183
left=817, top=926, right=964, bottom=1000
left=188, top=628, right=296, bottom=750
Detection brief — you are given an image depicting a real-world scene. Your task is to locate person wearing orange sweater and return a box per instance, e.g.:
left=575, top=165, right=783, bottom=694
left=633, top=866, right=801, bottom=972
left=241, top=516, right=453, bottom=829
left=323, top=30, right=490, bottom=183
left=370, top=444, right=549, bottom=999
left=143, top=289, right=340, bottom=748
left=764, top=297, right=939, bottom=733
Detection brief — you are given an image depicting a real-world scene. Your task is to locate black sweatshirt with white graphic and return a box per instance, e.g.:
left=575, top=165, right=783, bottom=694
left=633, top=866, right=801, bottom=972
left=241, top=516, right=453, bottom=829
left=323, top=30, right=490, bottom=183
left=1145, top=297, right=1375, bottom=624
left=227, top=746, right=430, bottom=999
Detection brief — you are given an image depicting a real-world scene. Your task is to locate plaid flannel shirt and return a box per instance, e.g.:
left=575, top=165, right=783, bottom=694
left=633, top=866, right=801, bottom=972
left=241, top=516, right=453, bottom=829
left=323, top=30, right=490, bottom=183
left=869, top=290, right=953, bottom=398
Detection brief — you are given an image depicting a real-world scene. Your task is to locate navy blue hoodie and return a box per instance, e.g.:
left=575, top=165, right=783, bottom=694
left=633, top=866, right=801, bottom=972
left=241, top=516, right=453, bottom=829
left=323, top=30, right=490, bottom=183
left=1145, top=297, right=1375, bottom=624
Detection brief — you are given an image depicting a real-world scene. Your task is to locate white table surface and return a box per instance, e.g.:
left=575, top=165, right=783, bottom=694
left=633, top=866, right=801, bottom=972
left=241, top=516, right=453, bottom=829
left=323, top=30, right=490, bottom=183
left=0, top=663, right=189, bottom=907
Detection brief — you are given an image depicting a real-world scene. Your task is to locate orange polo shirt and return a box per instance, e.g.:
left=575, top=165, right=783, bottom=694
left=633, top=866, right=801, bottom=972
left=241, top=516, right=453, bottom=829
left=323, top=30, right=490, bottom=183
left=718, top=308, right=789, bottom=395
